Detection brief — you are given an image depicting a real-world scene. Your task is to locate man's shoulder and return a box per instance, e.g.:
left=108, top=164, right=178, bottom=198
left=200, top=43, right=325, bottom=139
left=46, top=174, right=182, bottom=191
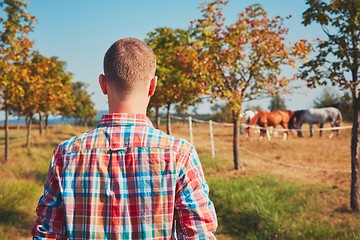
left=150, top=128, right=194, bottom=155
left=55, top=128, right=95, bottom=153
left=53, top=125, right=195, bottom=156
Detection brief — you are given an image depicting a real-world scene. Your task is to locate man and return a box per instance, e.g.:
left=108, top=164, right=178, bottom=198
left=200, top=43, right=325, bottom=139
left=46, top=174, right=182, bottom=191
left=31, top=37, right=217, bottom=239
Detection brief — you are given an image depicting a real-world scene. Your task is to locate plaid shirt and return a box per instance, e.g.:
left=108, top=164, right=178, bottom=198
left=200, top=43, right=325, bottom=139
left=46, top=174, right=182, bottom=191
left=32, top=113, right=217, bottom=239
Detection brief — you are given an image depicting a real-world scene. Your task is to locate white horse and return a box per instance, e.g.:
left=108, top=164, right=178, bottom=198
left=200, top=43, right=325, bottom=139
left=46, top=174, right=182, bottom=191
left=240, top=110, right=257, bottom=124
left=288, top=107, right=342, bottom=138
left=240, top=110, right=259, bottom=137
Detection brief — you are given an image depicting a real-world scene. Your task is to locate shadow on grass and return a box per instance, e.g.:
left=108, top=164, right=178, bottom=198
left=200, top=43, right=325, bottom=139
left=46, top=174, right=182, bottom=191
left=216, top=206, right=279, bottom=239
left=0, top=208, right=34, bottom=238
left=209, top=177, right=291, bottom=239
left=53, top=130, right=78, bottom=138
left=35, top=171, right=47, bottom=185
left=0, top=136, right=17, bottom=141
left=30, top=141, right=59, bottom=149
left=334, top=204, right=352, bottom=214
left=0, top=136, right=18, bottom=146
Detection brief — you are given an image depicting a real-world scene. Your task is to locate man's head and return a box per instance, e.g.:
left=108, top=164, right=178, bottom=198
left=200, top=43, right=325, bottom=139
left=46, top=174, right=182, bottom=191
left=99, top=37, right=157, bottom=113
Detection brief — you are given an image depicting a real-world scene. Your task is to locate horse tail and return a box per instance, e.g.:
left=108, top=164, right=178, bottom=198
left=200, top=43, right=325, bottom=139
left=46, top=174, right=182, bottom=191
left=336, top=109, right=343, bottom=126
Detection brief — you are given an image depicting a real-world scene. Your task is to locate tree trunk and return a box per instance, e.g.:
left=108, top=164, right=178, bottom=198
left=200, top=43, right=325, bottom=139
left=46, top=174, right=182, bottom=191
left=155, top=107, right=161, bottom=129
left=4, top=109, right=9, bottom=162
left=166, top=103, right=172, bottom=135
left=350, top=94, right=360, bottom=211
left=45, top=114, right=49, bottom=133
left=232, top=110, right=242, bottom=170
left=16, top=114, right=20, bottom=130
left=38, top=112, right=43, bottom=136
left=26, top=116, right=33, bottom=148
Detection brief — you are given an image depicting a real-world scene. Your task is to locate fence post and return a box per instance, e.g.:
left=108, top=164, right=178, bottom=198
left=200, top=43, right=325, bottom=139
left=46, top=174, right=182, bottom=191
left=189, top=116, right=193, bottom=145
left=209, top=120, right=215, bottom=159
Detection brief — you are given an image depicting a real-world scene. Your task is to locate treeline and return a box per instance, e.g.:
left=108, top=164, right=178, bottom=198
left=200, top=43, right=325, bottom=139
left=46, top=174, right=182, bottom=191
left=1, top=1, right=359, bottom=174
left=2, top=0, right=360, bottom=212
left=144, top=0, right=359, bottom=178
left=208, top=88, right=354, bottom=123
left=0, top=1, right=97, bottom=160
left=142, top=0, right=360, bottom=211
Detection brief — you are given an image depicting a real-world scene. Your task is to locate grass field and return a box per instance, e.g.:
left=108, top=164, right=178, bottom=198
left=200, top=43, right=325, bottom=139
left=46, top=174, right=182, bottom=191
left=0, top=122, right=359, bottom=239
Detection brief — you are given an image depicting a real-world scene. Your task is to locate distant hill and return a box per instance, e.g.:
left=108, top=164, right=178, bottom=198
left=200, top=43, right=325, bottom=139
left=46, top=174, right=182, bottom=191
left=0, top=110, right=108, bottom=125
left=97, top=110, right=108, bottom=119
left=0, top=110, right=215, bottom=126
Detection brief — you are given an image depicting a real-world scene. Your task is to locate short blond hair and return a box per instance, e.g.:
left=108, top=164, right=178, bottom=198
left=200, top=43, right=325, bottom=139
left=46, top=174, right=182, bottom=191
left=103, top=37, right=156, bottom=95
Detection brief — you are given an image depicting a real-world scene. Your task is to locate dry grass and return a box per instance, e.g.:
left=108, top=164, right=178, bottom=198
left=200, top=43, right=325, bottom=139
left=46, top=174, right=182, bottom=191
left=169, top=122, right=352, bottom=186
left=168, top=121, right=358, bottom=239
left=0, top=121, right=359, bottom=239
left=0, top=125, right=89, bottom=239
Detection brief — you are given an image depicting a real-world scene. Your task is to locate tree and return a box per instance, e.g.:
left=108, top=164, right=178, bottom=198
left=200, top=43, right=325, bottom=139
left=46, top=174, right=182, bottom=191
left=312, top=88, right=353, bottom=122
left=145, top=27, right=201, bottom=135
left=69, top=82, right=97, bottom=126
left=187, top=1, right=311, bottom=169
left=339, top=91, right=353, bottom=122
left=28, top=52, right=73, bottom=135
left=5, top=53, right=73, bottom=147
left=269, top=95, right=287, bottom=111
left=301, top=0, right=360, bottom=211
left=13, top=60, right=42, bottom=148
left=0, top=0, right=35, bottom=160
left=40, top=54, right=72, bottom=131
left=210, top=103, right=232, bottom=123
left=312, top=88, right=341, bottom=108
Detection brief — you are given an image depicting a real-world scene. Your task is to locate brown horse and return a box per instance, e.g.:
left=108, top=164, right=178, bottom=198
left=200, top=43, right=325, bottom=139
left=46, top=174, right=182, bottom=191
left=247, top=110, right=294, bottom=140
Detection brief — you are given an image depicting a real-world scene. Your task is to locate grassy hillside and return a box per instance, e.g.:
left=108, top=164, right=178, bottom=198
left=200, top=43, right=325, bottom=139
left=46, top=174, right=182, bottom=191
left=0, top=123, right=359, bottom=239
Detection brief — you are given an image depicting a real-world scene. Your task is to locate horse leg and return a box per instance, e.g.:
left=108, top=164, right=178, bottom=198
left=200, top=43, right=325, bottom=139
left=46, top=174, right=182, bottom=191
left=259, top=128, right=266, bottom=140
left=319, top=123, right=324, bottom=137
left=266, top=128, right=271, bottom=141
left=336, top=121, right=340, bottom=136
left=255, top=126, right=260, bottom=135
left=333, top=121, right=340, bottom=136
left=269, top=126, right=274, bottom=136
left=280, top=123, right=288, bottom=140
left=329, top=123, right=335, bottom=139
left=309, top=123, right=314, bottom=138
left=260, top=122, right=270, bottom=141
left=246, top=124, right=253, bottom=139
left=282, top=131, right=287, bottom=140
left=297, top=123, right=303, bottom=138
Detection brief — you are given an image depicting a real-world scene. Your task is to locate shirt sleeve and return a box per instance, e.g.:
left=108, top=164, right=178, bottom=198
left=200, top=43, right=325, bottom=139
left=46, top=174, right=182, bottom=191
left=174, top=147, right=218, bottom=239
left=31, top=152, right=67, bottom=240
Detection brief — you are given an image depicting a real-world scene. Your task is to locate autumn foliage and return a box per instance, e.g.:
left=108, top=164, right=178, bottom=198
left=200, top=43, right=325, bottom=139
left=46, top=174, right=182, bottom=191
left=177, top=0, right=312, bottom=169
left=0, top=0, right=97, bottom=158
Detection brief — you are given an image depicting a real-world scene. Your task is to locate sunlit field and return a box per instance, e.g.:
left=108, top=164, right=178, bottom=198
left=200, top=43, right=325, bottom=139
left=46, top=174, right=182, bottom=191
left=1, top=121, right=359, bottom=239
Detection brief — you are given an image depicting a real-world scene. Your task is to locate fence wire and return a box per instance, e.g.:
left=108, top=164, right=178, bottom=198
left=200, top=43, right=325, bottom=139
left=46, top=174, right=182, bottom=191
left=169, top=115, right=351, bottom=173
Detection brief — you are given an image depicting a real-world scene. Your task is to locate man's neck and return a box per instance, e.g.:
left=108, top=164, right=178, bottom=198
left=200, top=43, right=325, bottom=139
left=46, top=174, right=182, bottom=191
left=108, top=100, right=147, bottom=115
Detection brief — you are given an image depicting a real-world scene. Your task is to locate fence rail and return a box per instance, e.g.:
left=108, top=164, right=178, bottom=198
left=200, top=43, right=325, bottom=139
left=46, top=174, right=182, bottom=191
left=169, top=115, right=351, bottom=173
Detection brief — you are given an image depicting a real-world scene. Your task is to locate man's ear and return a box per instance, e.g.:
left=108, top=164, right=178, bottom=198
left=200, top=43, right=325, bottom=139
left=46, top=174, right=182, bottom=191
left=99, top=74, right=108, bottom=95
left=148, top=76, right=157, bottom=97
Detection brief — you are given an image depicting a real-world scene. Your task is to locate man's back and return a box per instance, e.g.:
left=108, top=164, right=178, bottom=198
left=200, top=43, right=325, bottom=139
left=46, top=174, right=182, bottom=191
left=32, top=113, right=217, bottom=239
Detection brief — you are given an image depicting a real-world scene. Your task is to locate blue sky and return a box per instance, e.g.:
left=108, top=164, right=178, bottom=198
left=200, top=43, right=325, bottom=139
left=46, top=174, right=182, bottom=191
left=26, top=0, right=330, bottom=113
